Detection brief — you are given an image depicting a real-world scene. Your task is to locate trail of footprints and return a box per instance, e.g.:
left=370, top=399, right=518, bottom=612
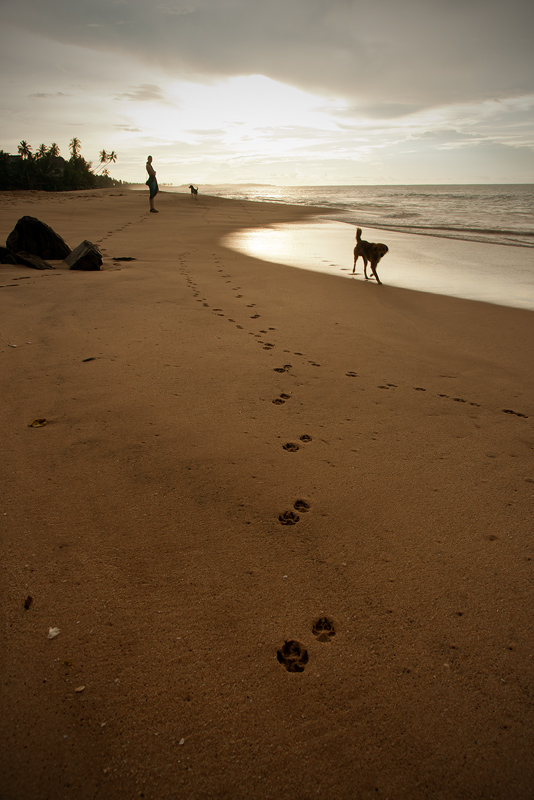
left=178, top=252, right=529, bottom=673
left=186, top=255, right=529, bottom=418
left=374, top=381, right=528, bottom=418
left=277, top=616, right=337, bottom=673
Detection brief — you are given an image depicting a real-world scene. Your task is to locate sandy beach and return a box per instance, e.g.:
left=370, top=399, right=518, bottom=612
left=1, top=188, right=533, bottom=799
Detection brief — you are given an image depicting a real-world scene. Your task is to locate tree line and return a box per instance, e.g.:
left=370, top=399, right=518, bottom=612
left=0, top=138, right=127, bottom=191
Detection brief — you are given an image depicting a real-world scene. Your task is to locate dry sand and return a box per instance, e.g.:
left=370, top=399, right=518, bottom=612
left=1, top=188, right=533, bottom=800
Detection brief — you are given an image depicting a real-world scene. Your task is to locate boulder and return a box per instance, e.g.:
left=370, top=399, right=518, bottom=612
left=64, top=240, right=103, bottom=271
left=0, top=246, right=14, bottom=264
left=6, top=216, right=71, bottom=259
left=14, top=251, right=55, bottom=270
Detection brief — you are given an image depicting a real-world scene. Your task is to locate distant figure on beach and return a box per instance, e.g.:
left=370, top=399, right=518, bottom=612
left=189, top=184, right=198, bottom=199
left=146, top=155, right=158, bottom=213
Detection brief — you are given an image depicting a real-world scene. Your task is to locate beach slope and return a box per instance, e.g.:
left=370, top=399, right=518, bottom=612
left=1, top=189, right=533, bottom=799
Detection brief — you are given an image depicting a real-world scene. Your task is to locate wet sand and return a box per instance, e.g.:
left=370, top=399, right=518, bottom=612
left=224, top=219, right=534, bottom=310
left=1, top=188, right=533, bottom=799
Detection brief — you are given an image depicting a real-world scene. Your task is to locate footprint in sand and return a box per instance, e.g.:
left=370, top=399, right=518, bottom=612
left=300, top=434, right=313, bottom=443
left=293, top=499, right=310, bottom=513
left=503, top=408, right=528, bottom=418
left=277, top=640, right=309, bottom=673
left=272, top=393, right=291, bottom=405
left=312, top=617, right=336, bottom=643
left=282, top=442, right=299, bottom=452
left=279, top=510, right=299, bottom=525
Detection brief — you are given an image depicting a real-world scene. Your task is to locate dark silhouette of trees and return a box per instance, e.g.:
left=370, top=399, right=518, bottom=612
left=69, top=137, right=81, bottom=157
left=17, top=141, right=33, bottom=159
left=0, top=139, right=125, bottom=191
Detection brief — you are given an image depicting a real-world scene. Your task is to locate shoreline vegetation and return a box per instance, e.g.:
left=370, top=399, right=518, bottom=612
left=0, top=140, right=128, bottom=191
left=1, top=188, right=533, bottom=799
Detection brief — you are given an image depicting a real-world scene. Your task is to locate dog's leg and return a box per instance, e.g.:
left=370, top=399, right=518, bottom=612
left=369, top=263, right=382, bottom=284
left=352, top=252, right=358, bottom=273
left=363, top=257, right=369, bottom=279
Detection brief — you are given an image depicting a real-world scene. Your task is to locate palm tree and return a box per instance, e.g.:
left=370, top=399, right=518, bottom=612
left=69, top=137, right=81, bottom=158
left=48, top=143, right=60, bottom=157
left=36, top=143, right=48, bottom=160
left=92, top=149, right=109, bottom=175
left=107, top=150, right=117, bottom=164
left=18, top=140, right=33, bottom=159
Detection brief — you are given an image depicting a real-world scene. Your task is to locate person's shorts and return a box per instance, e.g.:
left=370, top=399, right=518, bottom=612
left=147, top=178, right=158, bottom=199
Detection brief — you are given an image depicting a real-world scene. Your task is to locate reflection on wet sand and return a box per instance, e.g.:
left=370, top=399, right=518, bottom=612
left=223, top=219, right=534, bottom=311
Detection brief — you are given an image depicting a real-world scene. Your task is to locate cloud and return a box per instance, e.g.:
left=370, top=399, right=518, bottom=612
left=186, top=128, right=227, bottom=137
left=114, top=124, right=142, bottom=132
left=28, top=91, right=70, bottom=98
left=415, top=129, right=478, bottom=142
left=4, top=0, right=533, bottom=112
left=114, top=84, right=168, bottom=102
left=156, top=3, right=196, bottom=15
left=1, top=1, right=532, bottom=185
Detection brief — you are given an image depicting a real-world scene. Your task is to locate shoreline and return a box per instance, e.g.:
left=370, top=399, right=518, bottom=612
left=223, top=218, right=534, bottom=311
left=1, top=188, right=534, bottom=799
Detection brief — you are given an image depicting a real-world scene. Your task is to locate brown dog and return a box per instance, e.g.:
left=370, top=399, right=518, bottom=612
left=352, top=227, right=388, bottom=284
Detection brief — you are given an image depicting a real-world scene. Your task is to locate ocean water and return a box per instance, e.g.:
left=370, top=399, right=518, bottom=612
left=193, top=184, right=534, bottom=249
left=168, top=184, right=534, bottom=309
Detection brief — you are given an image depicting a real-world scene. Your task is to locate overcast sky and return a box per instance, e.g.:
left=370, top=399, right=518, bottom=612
left=1, top=0, right=533, bottom=185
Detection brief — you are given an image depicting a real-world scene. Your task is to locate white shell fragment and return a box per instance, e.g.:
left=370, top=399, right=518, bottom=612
left=47, top=627, right=61, bottom=639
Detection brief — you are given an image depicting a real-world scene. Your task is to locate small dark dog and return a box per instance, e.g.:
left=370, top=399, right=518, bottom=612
left=189, top=184, right=198, bottom=198
left=352, top=227, right=388, bottom=284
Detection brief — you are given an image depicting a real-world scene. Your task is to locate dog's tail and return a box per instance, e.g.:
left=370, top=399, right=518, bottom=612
left=356, top=227, right=362, bottom=242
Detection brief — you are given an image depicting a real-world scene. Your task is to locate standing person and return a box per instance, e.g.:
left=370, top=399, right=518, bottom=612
left=146, top=155, right=158, bottom=213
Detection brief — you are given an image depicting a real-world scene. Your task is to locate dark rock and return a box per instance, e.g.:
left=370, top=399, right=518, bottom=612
left=14, top=251, right=55, bottom=270
left=0, top=246, right=17, bottom=264
left=6, top=216, right=71, bottom=259
left=65, top=240, right=103, bottom=271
